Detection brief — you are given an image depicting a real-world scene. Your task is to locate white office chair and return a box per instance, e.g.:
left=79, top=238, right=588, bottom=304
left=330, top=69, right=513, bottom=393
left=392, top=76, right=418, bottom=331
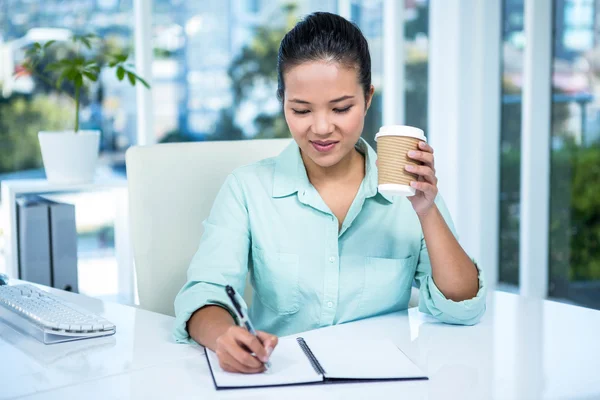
left=127, top=138, right=419, bottom=316
left=126, top=139, right=292, bottom=316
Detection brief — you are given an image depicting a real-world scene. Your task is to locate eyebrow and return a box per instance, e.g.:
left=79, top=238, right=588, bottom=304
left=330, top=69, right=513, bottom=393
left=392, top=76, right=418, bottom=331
left=289, top=95, right=355, bottom=105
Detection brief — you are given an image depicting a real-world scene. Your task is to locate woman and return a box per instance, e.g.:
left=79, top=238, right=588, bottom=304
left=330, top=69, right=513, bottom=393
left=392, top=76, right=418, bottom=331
left=174, top=12, right=485, bottom=374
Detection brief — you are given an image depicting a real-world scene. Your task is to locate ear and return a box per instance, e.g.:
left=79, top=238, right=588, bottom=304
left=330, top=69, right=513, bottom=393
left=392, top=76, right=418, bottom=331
left=364, top=85, right=375, bottom=114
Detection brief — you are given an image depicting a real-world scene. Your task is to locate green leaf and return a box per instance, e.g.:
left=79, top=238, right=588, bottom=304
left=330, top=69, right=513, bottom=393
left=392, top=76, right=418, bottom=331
left=74, top=74, right=83, bottom=87
left=68, top=67, right=79, bottom=80
left=117, top=54, right=128, bottom=62
left=127, top=71, right=136, bottom=85
left=83, top=71, right=98, bottom=82
left=108, top=60, right=119, bottom=68
left=56, top=69, right=71, bottom=89
left=83, top=65, right=98, bottom=74
left=44, top=63, right=63, bottom=72
left=116, top=66, right=125, bottom=81
left=25, top=48, right=38, bottom=58
left=81, top=38, right=92, bottom=49
left=135, top=75, right=150, bottom=89
left=43, top=40, right=56, bottom=49
left=33, top=42, right=42, bottom=50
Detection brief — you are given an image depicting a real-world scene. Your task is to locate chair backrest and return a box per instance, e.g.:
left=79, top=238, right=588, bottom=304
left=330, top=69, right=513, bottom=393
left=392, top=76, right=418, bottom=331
left=126, top=139, right=292, bottom=316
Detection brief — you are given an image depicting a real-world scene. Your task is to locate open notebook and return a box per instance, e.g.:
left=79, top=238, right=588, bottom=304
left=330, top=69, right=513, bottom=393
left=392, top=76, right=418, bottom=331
left=205, top=336, right=428, bottom=390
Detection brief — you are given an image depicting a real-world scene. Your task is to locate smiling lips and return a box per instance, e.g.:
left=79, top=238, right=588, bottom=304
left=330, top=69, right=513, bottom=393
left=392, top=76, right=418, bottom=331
left=311, top=140, right=339, bottom=153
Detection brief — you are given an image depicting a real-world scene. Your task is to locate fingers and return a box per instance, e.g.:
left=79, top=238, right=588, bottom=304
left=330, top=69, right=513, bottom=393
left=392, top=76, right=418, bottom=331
left=236, top=329, right=269, bottom=363
left=407, top=149, right=434, bottom=170
left=228, top=336, right=264, bottom=369
left=405, top=164, right=437, bottom=185
left=418, top=141, right=434, bottom=154
left=215, top=326, right=266, bottom=373
left=257, top=331, right=278, bottom=356
left=217, top=348, right=265, bottom=374
left=410, top=180, right=438, bottom=196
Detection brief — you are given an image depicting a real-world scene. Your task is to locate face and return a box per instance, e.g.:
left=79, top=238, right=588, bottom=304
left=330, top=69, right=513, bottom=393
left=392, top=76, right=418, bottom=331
left=283, top=61, right=373, bottom=169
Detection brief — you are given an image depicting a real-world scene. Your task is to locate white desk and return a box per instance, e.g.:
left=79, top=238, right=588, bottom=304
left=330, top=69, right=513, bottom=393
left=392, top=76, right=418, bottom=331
left=1, top=283, right=599, bottom=400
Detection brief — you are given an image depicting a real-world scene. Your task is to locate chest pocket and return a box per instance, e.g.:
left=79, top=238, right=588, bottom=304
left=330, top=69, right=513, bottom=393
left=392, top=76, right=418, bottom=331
left=250, top=247, right=300, bottom=315
left=360, top=255, right=417, bottom=317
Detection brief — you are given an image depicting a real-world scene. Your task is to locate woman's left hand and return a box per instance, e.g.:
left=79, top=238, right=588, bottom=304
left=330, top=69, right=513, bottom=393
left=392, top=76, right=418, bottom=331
left=405, top=141, right=438, bottom=216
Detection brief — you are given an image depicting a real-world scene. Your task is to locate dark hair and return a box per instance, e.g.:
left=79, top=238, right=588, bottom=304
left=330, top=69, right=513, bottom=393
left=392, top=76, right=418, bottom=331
left=277, top=12, right=372, bottom=102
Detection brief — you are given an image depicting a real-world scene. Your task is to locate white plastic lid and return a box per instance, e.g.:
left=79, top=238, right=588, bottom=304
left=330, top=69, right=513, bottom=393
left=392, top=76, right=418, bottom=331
left=374, top=125, right=426, bottom=141
left=378, top=183, right=416, bottom=197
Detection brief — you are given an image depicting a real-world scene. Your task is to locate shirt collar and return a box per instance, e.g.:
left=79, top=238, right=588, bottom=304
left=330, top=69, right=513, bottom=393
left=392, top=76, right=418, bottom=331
left=272, top=138, right=394, bottom=203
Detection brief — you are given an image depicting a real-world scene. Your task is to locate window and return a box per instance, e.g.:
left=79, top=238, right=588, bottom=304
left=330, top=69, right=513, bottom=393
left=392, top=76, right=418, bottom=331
left=0, top=0, right=135, bottom=302
left=499, top=0, right=524, bottom=287
left=151, top=1, right=388, bottom=144
left=351, top=0, right=383, bottom=145
left=152, top=1, right=339, bottom=143
left=0, top=0, right=136, bottom=176
left=549, top=0, right=600, bottom=309
left=404, top=0, right=429, bottom=134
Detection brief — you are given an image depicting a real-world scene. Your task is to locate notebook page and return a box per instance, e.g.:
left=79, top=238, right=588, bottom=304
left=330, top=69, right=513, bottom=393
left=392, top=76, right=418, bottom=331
left=303, top=338, right=426, bottom=380
left=206, top=336, right=323, bottom=388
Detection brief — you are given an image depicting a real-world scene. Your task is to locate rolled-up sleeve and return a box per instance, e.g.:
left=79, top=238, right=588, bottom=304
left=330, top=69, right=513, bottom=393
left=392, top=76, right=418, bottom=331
left=414, top=195, right=487, bottom=325
left=173, top=174, right=251, bottom=343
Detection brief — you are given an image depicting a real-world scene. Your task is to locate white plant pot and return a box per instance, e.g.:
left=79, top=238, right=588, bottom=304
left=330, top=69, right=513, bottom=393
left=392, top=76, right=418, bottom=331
left=38, top=130, right=100, bottom=184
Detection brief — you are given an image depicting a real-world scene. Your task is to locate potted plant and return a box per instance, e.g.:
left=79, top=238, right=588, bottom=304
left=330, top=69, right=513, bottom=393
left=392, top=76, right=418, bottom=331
left=17, top=33, right=150, bottom=184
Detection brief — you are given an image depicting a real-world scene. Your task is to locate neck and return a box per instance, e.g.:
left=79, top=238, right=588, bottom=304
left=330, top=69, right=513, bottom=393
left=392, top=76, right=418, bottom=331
left=301, top=146, right=365, bottom=186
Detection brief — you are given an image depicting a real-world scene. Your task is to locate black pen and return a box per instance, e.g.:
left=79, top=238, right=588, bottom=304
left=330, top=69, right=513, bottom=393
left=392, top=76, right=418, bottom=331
left=225, top=285, right=272, bottom=370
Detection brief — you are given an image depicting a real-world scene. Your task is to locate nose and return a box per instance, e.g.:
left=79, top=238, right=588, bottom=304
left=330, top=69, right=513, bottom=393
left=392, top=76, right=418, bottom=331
left=311, top=112, right=334, bottom=136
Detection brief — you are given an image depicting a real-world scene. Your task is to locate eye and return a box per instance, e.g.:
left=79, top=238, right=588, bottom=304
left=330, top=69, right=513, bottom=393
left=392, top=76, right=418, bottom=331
left=292, top=109, right=310, bottom=115
left=333, top=105, right=353, bottom=114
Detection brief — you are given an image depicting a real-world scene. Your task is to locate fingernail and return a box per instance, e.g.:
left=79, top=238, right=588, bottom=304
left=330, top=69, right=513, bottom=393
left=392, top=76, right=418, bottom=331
left=405, top=165, right=415, bottom=171
left=408, top=150, right=418, bottom=157
left=411, top=181, right=418, bottom=188
left=419, top=142, right=426, bottom=148
left=267, top=347, right=273, bottom=357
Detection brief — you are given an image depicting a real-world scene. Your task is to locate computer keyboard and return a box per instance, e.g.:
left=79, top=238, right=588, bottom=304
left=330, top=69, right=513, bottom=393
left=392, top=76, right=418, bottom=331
left=0, top=284, right=116, bottom=344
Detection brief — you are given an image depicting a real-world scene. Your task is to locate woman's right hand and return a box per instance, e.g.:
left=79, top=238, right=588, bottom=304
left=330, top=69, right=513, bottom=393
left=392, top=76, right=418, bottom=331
left=215, top=326, right=278, bottom=373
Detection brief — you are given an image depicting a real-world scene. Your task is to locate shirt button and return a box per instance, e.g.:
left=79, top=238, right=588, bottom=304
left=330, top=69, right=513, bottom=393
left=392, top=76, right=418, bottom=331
left=327, top=301, right=334, bottom=308
left=329, top=256, right=336, bottom=263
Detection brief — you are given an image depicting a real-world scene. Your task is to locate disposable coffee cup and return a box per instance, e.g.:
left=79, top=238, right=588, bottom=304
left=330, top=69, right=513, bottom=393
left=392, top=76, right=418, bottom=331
left=375, top=125, right=427, bottom=197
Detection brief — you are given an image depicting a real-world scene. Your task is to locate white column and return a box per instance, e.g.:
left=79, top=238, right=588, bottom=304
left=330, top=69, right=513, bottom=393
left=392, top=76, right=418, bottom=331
left=134, top=0, right=155, bottom=146
left=428, top=0, right=501, bottom=287
left=429, top=0, right=461, bottom=224
left=337, top=0, right=351, bottom=19
left=519, top=0, right=553, bottom=298
left=383, top=0, right=405, bottom=125
left=114, top=187, right=136, bottom=305
left=474, top=0, right=501, bottom=289
left=0, top=183, right=18, bottom=278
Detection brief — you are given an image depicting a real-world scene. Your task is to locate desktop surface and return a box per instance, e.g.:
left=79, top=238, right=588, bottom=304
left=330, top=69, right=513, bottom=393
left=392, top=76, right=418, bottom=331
left=1, top=282, right=599, bottom=400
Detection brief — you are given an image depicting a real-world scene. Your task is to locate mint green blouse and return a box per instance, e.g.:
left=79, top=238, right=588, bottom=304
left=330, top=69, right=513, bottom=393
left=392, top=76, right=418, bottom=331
left=173, top=139, right=486, bottom=343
